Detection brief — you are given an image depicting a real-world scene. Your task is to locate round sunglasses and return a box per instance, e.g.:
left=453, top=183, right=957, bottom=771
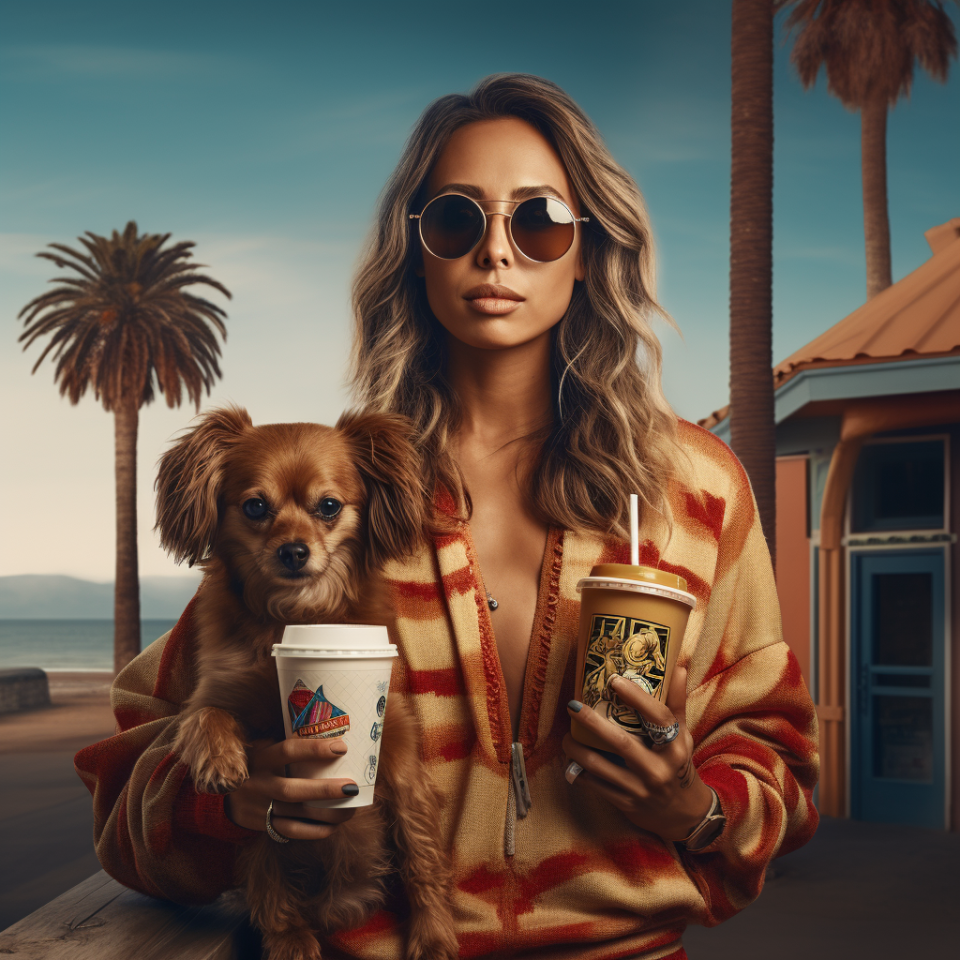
left=410, top=194, right=589, bottom=263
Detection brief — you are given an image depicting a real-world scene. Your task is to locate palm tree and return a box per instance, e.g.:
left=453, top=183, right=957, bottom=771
left=730, top=0, right=777, bottom=567
left=777, top=0, right=957, bottom=299
left=18, top=222, right=230, bottom=673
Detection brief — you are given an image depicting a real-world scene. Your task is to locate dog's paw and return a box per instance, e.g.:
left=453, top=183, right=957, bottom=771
left=192, top=755, right=249, bottom=794
left=405, top=916, right=460, bottom=960
left=262, top=928, right=323, bottom=960
left=175, top=706, right=250, bottom=794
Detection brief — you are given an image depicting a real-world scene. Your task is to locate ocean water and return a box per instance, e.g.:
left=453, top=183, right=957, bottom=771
left=0, top=620, right=178, bottom=672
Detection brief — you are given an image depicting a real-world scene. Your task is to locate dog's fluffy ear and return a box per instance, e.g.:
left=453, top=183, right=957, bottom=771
left=155, top=405, right=253, bottom=566
left=337, top=410, right=428, bottom=569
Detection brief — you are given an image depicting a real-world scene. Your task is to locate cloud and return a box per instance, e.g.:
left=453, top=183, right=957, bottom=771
left=182, top=231, right=360, bottom=317
left=1, top=44, right=236, bottom=80
left=776, top=243, right=862, bottom=265
left=613, top=97, right=731, bottom=165
left=0, top=232, right=61, bottom=277
left=248, top=87, right=430, bottom=162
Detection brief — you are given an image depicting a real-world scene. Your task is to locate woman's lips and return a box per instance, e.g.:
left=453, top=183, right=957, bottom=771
left=464, top=284, right=525, bottom=316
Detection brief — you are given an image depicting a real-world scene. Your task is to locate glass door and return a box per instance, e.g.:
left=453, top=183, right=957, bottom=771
left=851, top=549, right=946, bottom=828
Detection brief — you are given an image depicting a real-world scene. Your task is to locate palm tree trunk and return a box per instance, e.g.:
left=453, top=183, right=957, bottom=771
left=114, top=399, right=141, bottom=674
left=730, top=0, right=776, bottom=568
left=861, top=97, right=893, bottom=300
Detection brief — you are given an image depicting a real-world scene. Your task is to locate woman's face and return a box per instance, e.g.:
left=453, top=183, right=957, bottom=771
left=417, top=117, right=585, bottom=353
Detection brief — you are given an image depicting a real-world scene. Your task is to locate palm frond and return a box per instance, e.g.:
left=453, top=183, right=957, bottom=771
left=37, top=247, right=101, bottom=283
left=778, top=0, right=957, bottom=107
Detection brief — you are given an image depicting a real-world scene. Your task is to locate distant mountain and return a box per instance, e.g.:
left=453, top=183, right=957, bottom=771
left=0, top=575, right=201, bottom=619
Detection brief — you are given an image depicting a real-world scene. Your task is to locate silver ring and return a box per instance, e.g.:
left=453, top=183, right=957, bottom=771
left=564, top=761, right=583, bottom=784
left=643, top=719, right=680, bottom=745
left=265, top=800, right=290, bottom=843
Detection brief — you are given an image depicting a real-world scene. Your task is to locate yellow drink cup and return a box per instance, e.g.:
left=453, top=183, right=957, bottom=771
left=572, top=564, right=697, bottom=750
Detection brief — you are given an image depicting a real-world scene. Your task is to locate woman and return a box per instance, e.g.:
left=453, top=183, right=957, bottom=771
left=76, top=74, right=818, bottom=959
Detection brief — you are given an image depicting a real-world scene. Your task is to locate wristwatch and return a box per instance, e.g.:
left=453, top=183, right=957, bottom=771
left=676, top=787, right=725, bottom=851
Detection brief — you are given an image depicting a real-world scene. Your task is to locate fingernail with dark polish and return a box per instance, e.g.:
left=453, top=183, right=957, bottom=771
left=567, top=700, right=583, bottom=713
left=341, top=783, right=360, bottom=796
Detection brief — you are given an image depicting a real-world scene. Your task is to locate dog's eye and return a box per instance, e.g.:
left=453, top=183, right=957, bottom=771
left=242, top=498, right=269, bottom=520
left=317, top=497, right=342, bottom=520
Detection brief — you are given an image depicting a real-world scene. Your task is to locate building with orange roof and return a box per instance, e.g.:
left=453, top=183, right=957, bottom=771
left=702, top=218, right=960, bottom=830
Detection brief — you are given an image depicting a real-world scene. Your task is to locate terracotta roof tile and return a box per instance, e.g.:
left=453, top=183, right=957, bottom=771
left=773, top=217, right=960, bottom=386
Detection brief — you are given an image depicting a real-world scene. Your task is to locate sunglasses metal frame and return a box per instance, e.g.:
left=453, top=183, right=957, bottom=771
left=409, top=194, right=590, bottom=263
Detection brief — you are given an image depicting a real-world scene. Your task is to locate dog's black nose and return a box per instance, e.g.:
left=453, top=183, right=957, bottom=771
left=277, top=542, right=310, bottom=572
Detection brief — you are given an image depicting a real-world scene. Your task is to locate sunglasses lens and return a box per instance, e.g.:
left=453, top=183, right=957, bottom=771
left=420, top=195, right=485, bottom=259
left=511, top=197, right=576, bottom=262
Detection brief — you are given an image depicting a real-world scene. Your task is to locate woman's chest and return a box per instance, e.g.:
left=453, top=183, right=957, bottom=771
left=467, top=486, right=548, bottom=726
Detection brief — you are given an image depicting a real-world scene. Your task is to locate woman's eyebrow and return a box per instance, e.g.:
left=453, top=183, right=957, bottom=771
left=510, top=185, right=565, bottom=201
left=429, top=183, right=567, bottom=202
left=431, top=182, right=484, bottom=200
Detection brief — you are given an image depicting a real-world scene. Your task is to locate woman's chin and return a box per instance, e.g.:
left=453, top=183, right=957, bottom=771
left=442, top=319, right=557, bottom=354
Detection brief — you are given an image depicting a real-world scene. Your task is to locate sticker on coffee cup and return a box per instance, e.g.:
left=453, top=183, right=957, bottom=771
left=287, top=680, right=350, bottom=739
left=581, top=615, right=670, bottom=732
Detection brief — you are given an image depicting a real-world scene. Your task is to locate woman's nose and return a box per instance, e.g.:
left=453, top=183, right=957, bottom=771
left=474, top=212, right=513, bottom=269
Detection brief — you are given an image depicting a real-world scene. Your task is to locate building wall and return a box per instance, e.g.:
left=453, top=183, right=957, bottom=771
left=776, top=455, right=812, bottom=689
left=950, top=426, right=960, bottom=832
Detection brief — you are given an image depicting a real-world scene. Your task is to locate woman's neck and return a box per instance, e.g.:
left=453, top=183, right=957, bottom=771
left=446, top=331, right=554, bottom=453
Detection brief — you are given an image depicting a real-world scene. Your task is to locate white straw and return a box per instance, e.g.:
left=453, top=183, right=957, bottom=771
left=629, top=493, right=639, bottom=566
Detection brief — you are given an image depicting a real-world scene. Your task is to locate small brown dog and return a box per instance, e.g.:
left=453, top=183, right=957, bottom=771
left=155, top=405, right=458, bottom=960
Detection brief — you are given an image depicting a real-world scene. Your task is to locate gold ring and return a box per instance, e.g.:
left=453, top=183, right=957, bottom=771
left=265, top=799, right=290, bottom=843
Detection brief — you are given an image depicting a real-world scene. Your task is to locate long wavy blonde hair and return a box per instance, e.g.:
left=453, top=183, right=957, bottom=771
left=350, top=73, right=683, bottom=538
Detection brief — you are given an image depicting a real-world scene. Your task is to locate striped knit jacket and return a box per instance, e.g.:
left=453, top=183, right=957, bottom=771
left=75, top=421, right=819, bottom=960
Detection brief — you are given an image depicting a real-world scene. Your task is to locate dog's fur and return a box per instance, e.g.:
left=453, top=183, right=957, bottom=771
left=155, top=405, right=458, bottom=960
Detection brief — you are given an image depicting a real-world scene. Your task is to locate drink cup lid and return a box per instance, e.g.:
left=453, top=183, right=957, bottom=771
left=271, top=623, right=398, bottom=658
left=577, top=563, right=696, bottom=610
left=588, top=563, right=688, bottom=592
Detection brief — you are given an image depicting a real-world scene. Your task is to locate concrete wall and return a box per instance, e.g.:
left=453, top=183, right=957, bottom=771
left=0, top=669, right=50, bottom=715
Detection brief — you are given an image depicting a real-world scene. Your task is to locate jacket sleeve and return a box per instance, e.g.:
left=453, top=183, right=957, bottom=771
left=679, top=448, right=820, bottom=926
left=74, top=600, right=258, bottom=905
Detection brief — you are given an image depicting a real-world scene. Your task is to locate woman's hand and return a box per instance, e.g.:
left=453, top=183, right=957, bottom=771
left=561, top=666, right=713, bottom=842
left=224, top=737, right=358, bottom=840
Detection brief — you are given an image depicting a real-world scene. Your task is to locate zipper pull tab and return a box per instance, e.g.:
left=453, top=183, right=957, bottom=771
left=511, top=742, right=532, bottom=819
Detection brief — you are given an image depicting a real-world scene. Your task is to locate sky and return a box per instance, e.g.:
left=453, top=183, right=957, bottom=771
left=1, top=0, right=958, bottom=581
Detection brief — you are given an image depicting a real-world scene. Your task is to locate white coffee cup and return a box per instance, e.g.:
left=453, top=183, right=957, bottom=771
left=272, top=624, right=398, bottom=808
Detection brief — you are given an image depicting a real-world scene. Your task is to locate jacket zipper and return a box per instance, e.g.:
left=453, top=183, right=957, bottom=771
left=505, top=741, right=532, bottom=857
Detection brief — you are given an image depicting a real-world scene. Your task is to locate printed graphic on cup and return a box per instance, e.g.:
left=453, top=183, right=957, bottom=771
left=581, top=614, right=671, bottom=734
left=287, top=680, right=350, bottom=739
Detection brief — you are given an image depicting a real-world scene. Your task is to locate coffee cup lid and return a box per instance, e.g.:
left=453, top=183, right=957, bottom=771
left=280, top=624, right=389, bottom=646
left=271, top=623, right=398, bottom=658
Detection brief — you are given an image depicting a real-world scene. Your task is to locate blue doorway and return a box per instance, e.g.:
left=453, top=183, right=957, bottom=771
left=851, top=549, right=946, bottom=828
